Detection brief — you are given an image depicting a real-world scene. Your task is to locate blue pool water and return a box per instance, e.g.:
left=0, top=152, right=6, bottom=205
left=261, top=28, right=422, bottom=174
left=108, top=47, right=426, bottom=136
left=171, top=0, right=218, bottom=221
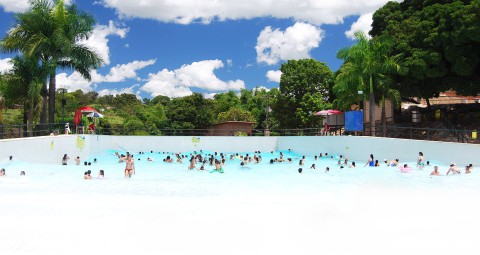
left=1, top=149, right=476, bottom=197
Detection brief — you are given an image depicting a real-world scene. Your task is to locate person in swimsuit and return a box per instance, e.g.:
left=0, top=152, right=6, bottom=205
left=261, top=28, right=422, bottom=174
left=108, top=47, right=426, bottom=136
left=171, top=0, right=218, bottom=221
left=417, top=152, right=425, bottom=169
left=430, top=166, right=441, bottom=176
left=62, top=154, right=69, bottom=165
left=364, top=154, right=374, bottom=167
left=446, top=163, right=460, bottom=175
left=124, top=154, right=135, bottom=178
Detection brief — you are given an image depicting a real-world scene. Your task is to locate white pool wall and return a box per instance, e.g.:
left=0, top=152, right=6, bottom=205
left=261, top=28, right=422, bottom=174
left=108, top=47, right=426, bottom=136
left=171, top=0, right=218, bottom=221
left=1, top=135, right=479, bottom=165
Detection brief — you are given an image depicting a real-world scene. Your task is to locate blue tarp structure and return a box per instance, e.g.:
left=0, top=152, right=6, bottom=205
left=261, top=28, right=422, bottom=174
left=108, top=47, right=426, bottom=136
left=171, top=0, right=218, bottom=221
left=345, top=111, right=363, bottom=131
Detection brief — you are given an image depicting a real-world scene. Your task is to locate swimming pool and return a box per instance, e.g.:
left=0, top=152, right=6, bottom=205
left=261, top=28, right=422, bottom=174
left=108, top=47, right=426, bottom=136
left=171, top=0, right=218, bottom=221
left=1, top=136, right=480, bottom=255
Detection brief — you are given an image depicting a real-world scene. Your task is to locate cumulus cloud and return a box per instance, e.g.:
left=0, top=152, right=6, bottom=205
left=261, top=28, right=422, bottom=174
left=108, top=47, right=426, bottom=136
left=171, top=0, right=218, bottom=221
left=56, top=59, right=155, bottom=92
left=80, top=20, right=129, bottom=65
left=100, top=0, right=395, bottom=25
left=0, top=0, right=72, bottom=13
left=256, top=22, right=323, bottom=65
left=141, top=59, right=245, bottom=98
left=102, top=60, right=156, bottom=82
left=0, top=0, right=30, bottom=12
left=0, top=58, right=13, bottom=74
left=266, top=70, right=282, bottom=83
left=97, top=84, right=142, bottom=100
left=345, top=13, right=373, bottom=39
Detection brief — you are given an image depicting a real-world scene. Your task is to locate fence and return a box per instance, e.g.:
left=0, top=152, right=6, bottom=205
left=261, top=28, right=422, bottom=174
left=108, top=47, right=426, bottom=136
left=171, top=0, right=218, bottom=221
left=0, top=123, right=477, bottom=144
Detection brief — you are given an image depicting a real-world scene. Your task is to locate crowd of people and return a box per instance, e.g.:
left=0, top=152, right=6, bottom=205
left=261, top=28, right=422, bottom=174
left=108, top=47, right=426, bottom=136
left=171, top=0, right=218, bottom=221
left=0, top=150, right=474, bottom=180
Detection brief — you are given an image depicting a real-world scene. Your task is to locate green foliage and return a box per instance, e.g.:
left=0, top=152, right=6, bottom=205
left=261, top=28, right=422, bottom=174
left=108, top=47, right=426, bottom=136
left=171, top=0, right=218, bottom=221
left=273, top=59, right=333, bottom=129
left=217, top=107, right=256, bottom=123
left=371, top=0, right=480, bottom=98
left=1, top=0, right=103, bottom=124
left=335, top=32, right=405, bottom=134
left=165, top=93, right=214, bottom=129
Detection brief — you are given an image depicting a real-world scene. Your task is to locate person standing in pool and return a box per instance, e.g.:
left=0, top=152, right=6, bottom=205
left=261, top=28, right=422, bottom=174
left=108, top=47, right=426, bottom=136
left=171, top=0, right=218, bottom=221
left=124, top=154, right=135, bottom=178
left=364, top=154, right=374, bottom=167
left=417, top=152, right=425, bottom=169
left=62, top=154, right=70, bottom=165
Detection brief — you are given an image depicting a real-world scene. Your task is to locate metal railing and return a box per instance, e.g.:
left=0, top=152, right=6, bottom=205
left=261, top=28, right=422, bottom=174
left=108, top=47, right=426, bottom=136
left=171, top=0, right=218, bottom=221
left=0, top=123, right=477, bottom=144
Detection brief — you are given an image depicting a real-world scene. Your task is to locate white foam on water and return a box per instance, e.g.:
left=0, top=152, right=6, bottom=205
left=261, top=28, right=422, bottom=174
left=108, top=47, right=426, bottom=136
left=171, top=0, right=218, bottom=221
left=1, top=151, right=479, bottom=255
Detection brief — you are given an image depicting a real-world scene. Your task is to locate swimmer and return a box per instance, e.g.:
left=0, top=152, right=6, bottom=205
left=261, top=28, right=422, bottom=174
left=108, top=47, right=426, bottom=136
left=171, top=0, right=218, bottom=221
left=349, top=162, right=356, bottom=168
left=298, top=168, right=303, bottom=173
left=446, top=163, right=460, bottom=175
left=417, top=152, right=425, bottom=169
left=325, top=167, right=330, bottom=173
left=20, top=171, right=25, bottom=176
left=188, top=156, right=196, bottom=170
left=9, top=156, right=13, bottom=161
left=147, top=157, right=153, bottom=162
left=374, top=160, right=380, bottom=167
left=74, top=156, right=80, bottom=165
left=430, top=166, right=441, bottom=176
left=364, top=154, right=374, bottom=167
left=310, top=164, right=316, bottom=169
left=62, top=154, right=69, bottom=165
left=465, top=165, right=471, bottom=174
left=124, top=154, right=135, bottom=178
left=388, top=159, right=399, bottom=167
left=0, top=168, right=6, bottom=176
left=98, top=170, right=105, bottom=178
left=84, top=170, right=92, bottom=179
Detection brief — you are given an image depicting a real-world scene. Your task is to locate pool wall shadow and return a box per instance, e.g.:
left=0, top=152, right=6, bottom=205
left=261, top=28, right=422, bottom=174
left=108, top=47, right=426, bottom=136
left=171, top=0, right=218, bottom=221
left=1, top=135, right=479, bottom=166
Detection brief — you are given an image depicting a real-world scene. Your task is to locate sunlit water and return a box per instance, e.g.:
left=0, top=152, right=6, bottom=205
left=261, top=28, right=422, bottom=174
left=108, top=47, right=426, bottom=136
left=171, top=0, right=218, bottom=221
left=1, top=150, right=479, bottom=255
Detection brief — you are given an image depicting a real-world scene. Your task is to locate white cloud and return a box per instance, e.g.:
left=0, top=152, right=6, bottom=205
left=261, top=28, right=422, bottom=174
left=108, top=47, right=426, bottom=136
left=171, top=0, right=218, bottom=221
left=0, top=0, right=30, bottom=12
left=0, top=0, right=72, bottom=13
left=266, top=70, right=282, bottom=83
left=256, top=22, right=323, bottom=65
left=80, top=20, right=129, bottom=65
left=100, top=0, right=396, bottom=26
left=56, top=59, right=154, bottom=92
left=102, top=60, right=156, bottom=82
left=97, top=84, right=142, bottom=100
left=345, top=13, right=373, bottom=39
left=141, top=59, right=245, bottom=98
left=0, top=58, right=13, bottom=74
left=203, top=93, right=217, bottom=99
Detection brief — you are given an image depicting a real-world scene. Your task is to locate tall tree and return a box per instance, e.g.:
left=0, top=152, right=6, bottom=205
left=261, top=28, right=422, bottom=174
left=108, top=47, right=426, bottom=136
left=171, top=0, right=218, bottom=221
left=336, top=32, right=404, bottom=136
left=1, top=0, right=103, bottom=126
left=371, top=0, right=480, bottom=101
left=4, top=56, right=47, bottom=136
left=273, top=59, right=333, bottom=129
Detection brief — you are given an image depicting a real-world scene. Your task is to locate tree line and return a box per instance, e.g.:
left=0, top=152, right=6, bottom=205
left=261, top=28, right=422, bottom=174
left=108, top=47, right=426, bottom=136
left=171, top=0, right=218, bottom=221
left=1, top=0, right=479, bottom=136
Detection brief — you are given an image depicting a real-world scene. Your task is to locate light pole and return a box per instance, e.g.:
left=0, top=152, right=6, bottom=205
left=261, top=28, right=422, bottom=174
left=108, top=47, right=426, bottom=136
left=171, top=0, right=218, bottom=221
left=58, top=87, right=68, bottom=124
left=358, top=90, right=364, bottom=133
left=265, top=95, right=271, bottom=136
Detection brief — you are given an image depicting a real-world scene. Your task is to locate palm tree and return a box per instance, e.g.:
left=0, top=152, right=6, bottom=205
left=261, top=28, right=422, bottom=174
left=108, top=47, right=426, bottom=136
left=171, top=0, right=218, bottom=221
left=3, top=56, right=47, bottom=136
left=336, top=32, right=404, bottom=136
left=1, top=0, right=103, bottom=127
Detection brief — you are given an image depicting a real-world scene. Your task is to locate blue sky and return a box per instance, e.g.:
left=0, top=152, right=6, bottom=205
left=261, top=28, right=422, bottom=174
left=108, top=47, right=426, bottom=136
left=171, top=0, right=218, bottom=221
left=0, top=0, right=398, bottom=99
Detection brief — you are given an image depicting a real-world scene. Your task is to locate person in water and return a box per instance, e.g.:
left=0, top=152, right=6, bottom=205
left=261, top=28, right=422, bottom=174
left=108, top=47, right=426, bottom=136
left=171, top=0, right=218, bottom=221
left=430, top=166, right=441, bottom=176
left=124, top=154, right=136, bottom=178
left=84, top=170, right=92, bottom=179
left=98, top=170, right=105, bottom=178
left=417, top=152, right=425, bottom=169
left=364, top=154, right=374, bottom=167
left=446, top=163, right=460, bottom=175
left=62, top=154, right=70, bottom=165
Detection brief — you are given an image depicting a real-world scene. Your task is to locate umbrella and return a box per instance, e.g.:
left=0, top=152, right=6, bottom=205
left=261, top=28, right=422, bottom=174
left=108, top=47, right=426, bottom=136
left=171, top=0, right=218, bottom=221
left=86, top=112, right=104, bottom=118
left=314, top=109, right=343, bottom=116
left=74, top=106, right=101, bottom=125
